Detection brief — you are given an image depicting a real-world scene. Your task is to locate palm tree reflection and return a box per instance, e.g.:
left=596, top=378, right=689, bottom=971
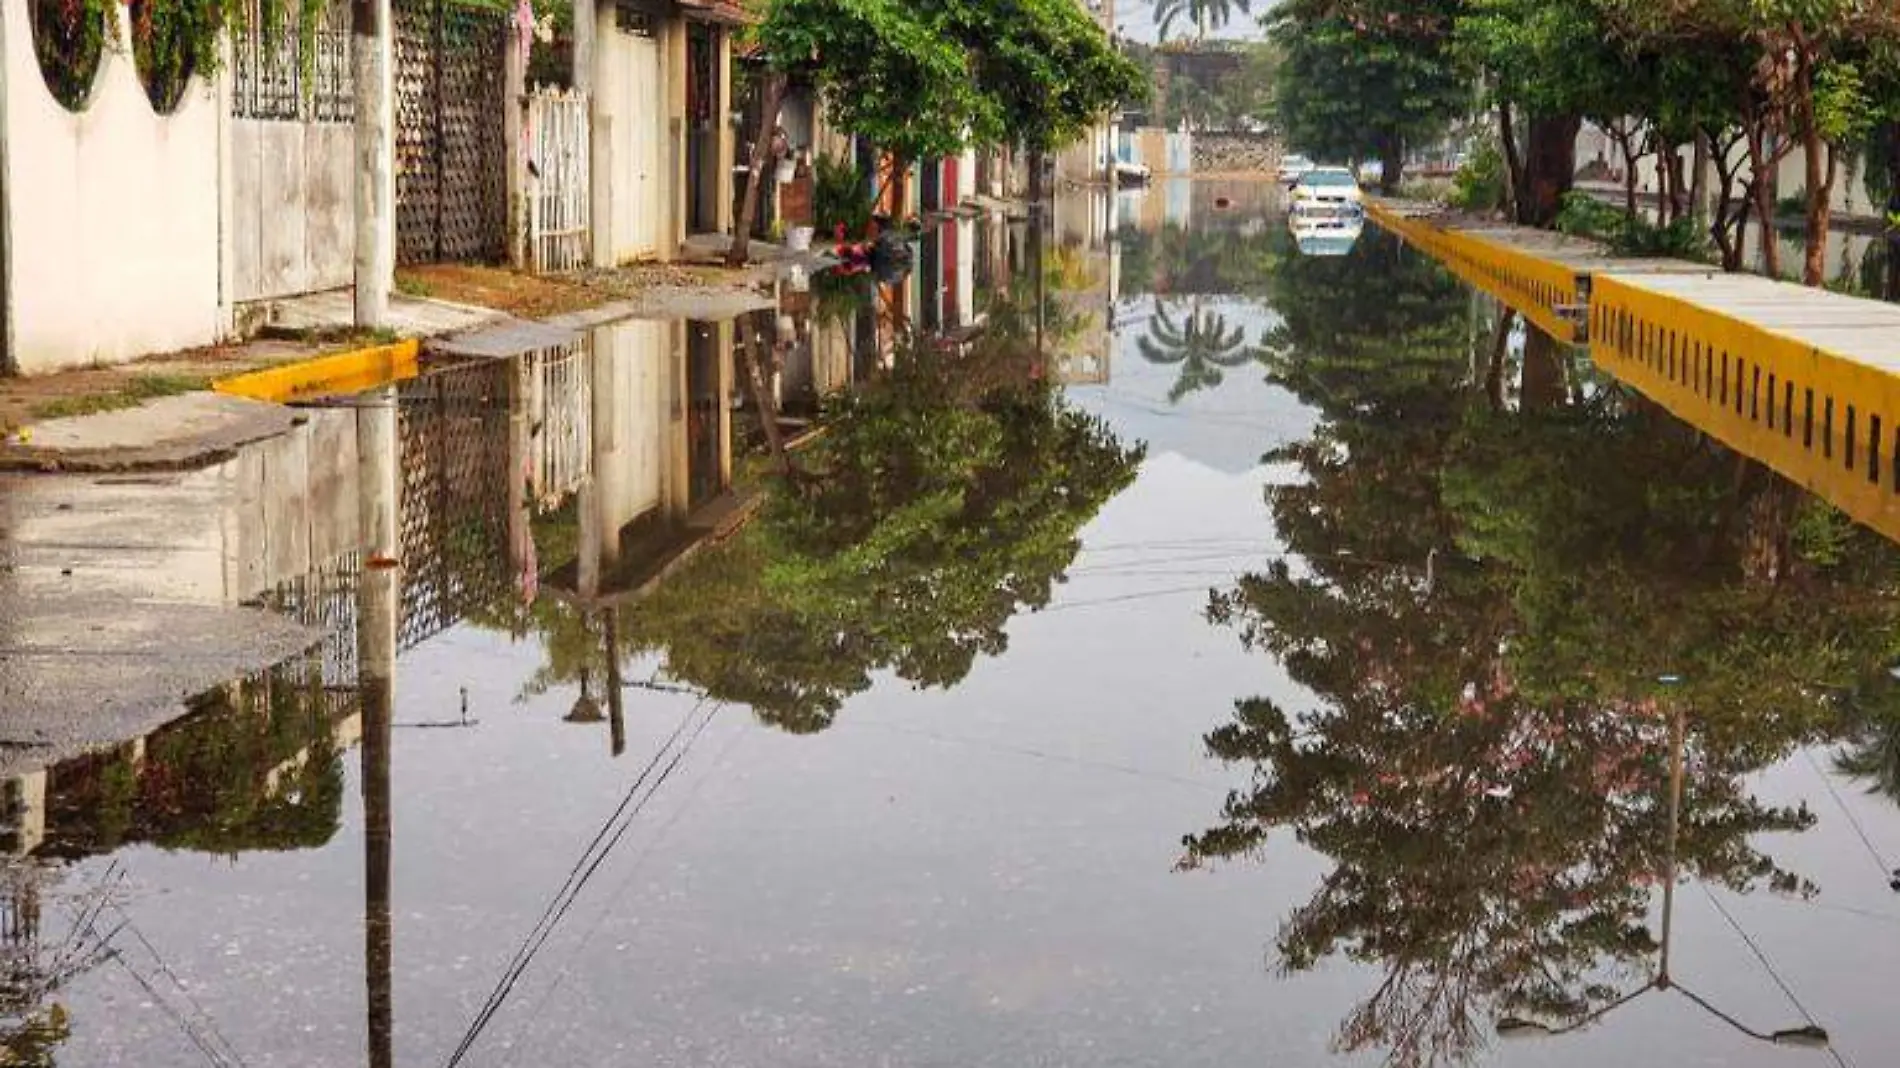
left=1136, top=302, right=1259, bottom=403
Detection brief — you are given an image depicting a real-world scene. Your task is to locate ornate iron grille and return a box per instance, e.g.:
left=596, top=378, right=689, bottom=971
left=394, top=0, right=509, bottom=264
left=395, top=360, right=515, bottom=650
left=262, top=551, right=364, bottom=689
left=231, top=3, right=354, bottom=122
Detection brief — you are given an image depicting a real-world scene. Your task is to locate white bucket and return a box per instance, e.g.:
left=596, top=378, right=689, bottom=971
left=786, top=225, right=814, bottom=252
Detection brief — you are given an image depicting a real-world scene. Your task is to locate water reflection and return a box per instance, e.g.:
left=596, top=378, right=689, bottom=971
left=619, top=334, right=1142, bottom=732
left=0, top=209, right=1135, bottom=1060
left=10, top=181, right=1896, bottom=1067
left=1184, top=225, right=1900, bottom=1064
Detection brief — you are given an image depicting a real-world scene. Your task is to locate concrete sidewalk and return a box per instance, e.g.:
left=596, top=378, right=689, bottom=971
left=0, top=290, right=501, bottom=471
left=0, top=470, right=323, bottom=779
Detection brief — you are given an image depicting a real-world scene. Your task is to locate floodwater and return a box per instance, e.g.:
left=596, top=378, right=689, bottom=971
left=6, top=178, right=1900, bottom=1067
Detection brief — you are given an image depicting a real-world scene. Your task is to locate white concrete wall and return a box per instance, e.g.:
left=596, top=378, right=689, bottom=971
left=231, top=120, right=354, bottom=302
left=590, top=319, right=670, bottom=547
left=1777, top=149, right=1887, bottom=220
left=3, top=0, right=226, bottom=373
left=953, top=217, right=974, bottom=325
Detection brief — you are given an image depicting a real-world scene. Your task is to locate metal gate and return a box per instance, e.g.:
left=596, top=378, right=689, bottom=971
left=526, top=87, right=591, bottom=271
left=396, top=360, right=514, bottom=649
left=394, top=0, right=509, bottom=265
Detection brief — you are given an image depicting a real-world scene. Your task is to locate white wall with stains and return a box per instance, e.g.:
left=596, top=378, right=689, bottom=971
left=2, top=0, right=227, bottom=374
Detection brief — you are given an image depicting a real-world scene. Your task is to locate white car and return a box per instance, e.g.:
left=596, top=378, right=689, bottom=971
left=1288, top=203, right=1365, bottom=257
left=1291, top=167, right=1364, bottom=206
left=1277, top=154, right=1316, bottom=186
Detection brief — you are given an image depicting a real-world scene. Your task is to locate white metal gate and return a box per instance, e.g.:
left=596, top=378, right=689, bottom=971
left=526, top=88, right=591, bottom=272
left=526, top=344, right=592, bottom=506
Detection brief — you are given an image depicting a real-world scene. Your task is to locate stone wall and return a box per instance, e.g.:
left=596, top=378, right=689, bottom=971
left=1192, top=132, right=1282, bottom=174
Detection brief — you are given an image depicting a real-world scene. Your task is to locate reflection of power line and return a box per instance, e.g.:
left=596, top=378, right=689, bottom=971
left=1039, top=584, right=1224, bottom=614
left=1798, top=746, right=1893, bottom=884
left=105, top=901, right=247, bottom=1068
left=443, top=697, right=724, bottom=1068
left=1080, top=536, right=1268, bottom=552
left=1501, top=710, right=1845, bottom=1062
left=494, top=723, right=748, bottom=1068
left=1700, top=885, right=1848, bottom=1067
left=850, top=719, right=1220, bottom=793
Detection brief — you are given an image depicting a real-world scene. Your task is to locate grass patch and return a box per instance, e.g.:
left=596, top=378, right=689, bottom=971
left=395, top=273, right=435, bottom=299
left=29, top=374, right=213, bottom=421
left=294, top=325, right=405, bottom=348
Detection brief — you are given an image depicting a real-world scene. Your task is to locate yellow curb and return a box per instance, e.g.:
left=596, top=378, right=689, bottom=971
left=212, top=339, right=422, bottom=404
left=1366, top=200, right=1585, bottom=344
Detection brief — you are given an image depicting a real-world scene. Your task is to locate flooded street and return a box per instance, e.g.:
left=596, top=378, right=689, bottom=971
left=8, top=179, right=1900, bottom=1067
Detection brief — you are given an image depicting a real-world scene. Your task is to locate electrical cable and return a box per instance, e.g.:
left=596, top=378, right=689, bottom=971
left=443, top=698, right=722, bottom=1068
left=1700, top=883, right=1851, bottom=1068
left=1799, top=746, right=1893, bottom=884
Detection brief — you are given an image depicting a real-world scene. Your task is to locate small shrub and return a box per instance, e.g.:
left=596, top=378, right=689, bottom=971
left=1448, top=144, right=1505, bottom=212
left=1553, top=192, right=1626, bottom=238
left=1553, top=191, right=1708, bottom=259
left=1793, top=499, right=1853, bottom=569
left=1776, top=187, right=1808, bottom=216
left=813, top=152, right=871, bottom=238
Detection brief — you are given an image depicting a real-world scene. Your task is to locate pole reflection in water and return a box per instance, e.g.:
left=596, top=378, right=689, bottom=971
left=356, top=385, right=399, bottom=1068
left=1495, top=701, right=1832, bottom=1051
left=606, top=613, right=627, bottom=758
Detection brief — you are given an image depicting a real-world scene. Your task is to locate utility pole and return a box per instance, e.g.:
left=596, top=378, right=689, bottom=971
left=354, top=0, right=397, bottom=326
left=575, top=0, right=605, bottom=267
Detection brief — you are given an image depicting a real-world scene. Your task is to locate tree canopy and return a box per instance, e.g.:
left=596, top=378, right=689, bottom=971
left=750, top=0, right=1143, bottom=163
left=1267, top=0, right=1467, bottom=188
left=1266, top=0, right=1900, bottom=272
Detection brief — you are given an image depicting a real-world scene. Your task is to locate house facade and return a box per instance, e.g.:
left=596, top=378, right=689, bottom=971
left=0, top=0, right=753, bottom=376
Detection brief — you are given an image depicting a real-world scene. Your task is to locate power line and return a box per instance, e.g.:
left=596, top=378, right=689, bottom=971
left=443, top=697, right=723, bottom=1068
left=1799, top=746, right=1892, bottom=884
left=1700, top=884, right=1851, bottom=1068
left=494, top=724, right=750, bottom=1068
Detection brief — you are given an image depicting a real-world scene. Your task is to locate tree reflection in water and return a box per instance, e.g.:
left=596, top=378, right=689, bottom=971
left=1183, top=230, right=1900, bottom=1065
left=1137, top=301, right=1261, bottom=403
left=622, top=335, right=1144, bottom=732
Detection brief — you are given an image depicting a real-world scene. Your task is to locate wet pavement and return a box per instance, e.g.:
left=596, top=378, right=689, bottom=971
left=5, top=181, right=1900, bottom=1066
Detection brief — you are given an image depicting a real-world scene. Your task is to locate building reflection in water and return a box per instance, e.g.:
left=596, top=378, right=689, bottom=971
left=0, top=206, right=1095, bottom=1057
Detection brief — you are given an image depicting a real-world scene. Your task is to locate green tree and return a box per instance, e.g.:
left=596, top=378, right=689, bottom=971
left=731, top=0, right=980, bottom=263
left=945, top=0, right=1147, bottom=204
left=1269, top=0, right=1466, bottom=191
left=1455, top=0, right=1629, bottom=225
left=1153, top=0, right=1251, bottom=42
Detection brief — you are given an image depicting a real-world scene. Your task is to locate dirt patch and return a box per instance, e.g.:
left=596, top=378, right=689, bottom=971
left=399, top=262, right=761, bottom=320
